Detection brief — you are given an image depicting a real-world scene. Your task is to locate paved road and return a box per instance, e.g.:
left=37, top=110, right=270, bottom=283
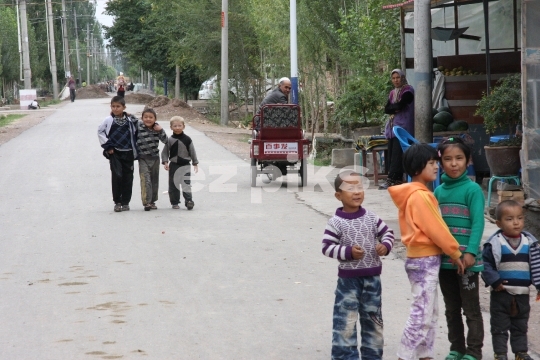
left=0, top=98, right=538, bottom=359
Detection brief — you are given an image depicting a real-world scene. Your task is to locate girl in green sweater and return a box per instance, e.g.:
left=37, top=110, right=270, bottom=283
left=434, top=137, right=485, bottom=360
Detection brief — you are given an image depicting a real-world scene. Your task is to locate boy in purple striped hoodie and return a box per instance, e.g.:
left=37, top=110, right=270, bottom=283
left=322, top=170, right=395, bottom=360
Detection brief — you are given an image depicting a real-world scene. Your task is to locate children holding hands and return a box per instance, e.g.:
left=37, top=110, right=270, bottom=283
left=388, top=143, right=464, bottom=360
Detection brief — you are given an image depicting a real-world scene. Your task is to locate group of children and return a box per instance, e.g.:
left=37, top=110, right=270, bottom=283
left=323, top=137, right=540, bottom=360
left=97, top=96, right=199, bottom=212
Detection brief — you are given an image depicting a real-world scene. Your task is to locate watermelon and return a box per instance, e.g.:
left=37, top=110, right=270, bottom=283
left=433, top=123, right=447, bottom=132
left=437, top=106, right=451, bottom=114
left=432, top=108, right=439, bottom=117
left=447, top=120, right=469, bottom=131
left=433, top=111, right=454, bottom=127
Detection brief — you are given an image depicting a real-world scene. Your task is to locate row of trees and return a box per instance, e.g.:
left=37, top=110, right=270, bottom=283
left=104, top=0, right=402, bottom=131
left=1, top=0, right=401, bottom=131
left=0, top=0, right=113, bottom=101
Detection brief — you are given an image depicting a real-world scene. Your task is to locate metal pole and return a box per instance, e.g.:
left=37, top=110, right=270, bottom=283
left=46, top=0, right=58, bottom=98
left=483, top=0, right=491, bottom=93
left=175, top=65, right=180, bottom=99
left=73, top=9, right=82, bottom=87
left=61, top=0, right=70, bottom=78
left=414, top=0, right=433, bottom=143
left=220, top=0, right=229, bottom=125
left=19, top=0, right=32, bottom=88
left=290, top=0, right=298, bottom=105
left=86, top=24, right=90, bottom=85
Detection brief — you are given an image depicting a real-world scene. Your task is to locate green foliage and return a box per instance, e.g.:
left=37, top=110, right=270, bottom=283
left=0, top=7, right=19, bottom=82
left=334, top=75, right=389, bottom=127
left=475, top=74, right=522, bottom=136
left=0, top=114, right=24, bottom=127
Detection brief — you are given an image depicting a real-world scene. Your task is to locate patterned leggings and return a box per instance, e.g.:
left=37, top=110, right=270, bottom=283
left=397, top=255, right=441, bottom=360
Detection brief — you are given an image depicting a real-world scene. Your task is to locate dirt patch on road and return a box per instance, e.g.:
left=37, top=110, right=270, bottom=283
left=124, top=93, right=155, bottom=104
left=0, top=106, right=66, bottom=146
left=75, top=85, right=110, bottom=99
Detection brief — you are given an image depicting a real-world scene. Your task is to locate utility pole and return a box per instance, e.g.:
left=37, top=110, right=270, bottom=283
left=175, top=65, right=180, bottom=99
left=290, top=0, right=298, bottom=104
left=61, top=0, right=70, bottom=78
left=86, top=24, right=90, bottom=85
left=18, top=0, right=32, bottom=88
left=73, top=9, right=82, bottom=87
left=220, top=0, right=228, bottom=125
left=413, top=0, right=433, bottom=143
left=46, top=0, right=58, bottom=98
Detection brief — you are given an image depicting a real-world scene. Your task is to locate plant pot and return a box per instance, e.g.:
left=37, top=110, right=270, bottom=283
left=484, top=145, right=521, bottom=176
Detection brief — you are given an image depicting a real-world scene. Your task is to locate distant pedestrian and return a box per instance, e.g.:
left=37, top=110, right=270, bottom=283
left=27, top=99, right=40, bottom=110
left=322, top=170, right=395, bottom=360
left=161, top=116, right=198, bottom=210
left=482, top=200, right=540, bottom=360
left=388, top=143, right=464, bottom=360
left=67, top=76, right=76, bottom=102
left=97, top=95, right=139, bottom=212
left=435, top=137, right=485, bottom=360
left=117, top=72, right=126, bottom=98
left=136, top=108, right=167, bottom=211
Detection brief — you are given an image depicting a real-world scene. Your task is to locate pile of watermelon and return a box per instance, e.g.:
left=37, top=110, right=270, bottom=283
left=432, top=106, right=469, bottom=132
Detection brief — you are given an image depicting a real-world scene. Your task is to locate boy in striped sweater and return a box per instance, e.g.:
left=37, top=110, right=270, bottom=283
left=136, top=108, right=167, bottom=211
left=322, top=170, right=394, bottom=360
left=482, top=200, right=540, bottom=360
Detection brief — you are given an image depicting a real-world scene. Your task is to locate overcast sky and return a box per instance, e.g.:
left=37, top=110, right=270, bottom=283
left=95, top=0, right=113, bottom=28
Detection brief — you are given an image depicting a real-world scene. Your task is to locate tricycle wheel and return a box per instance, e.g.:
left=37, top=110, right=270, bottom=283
left=299, top=159, right=307, bottom=187
left=250, top=158, right=257, bottom=187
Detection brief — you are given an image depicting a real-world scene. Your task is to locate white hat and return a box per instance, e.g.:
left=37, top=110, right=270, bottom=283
left=120, top=72, right=124, bottom=76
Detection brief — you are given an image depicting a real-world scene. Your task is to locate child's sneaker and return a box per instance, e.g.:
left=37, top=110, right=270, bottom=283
left=172, top=205, right=180, bottom=209
left=121, top=205, right=130, bottom=211
left=114, top=203, right=122, bottom=212
left=186, top=201, right=194, bottom=210
left=445, top=351, right=464, bottom=360
left=515, top=353, right=533, bottom=360
left=461, top=355, right=478, bottom=360
left=150, top=203, right=157, bottom=210
left=144, top=204, right=152, bottom=211
left=494, top=354, right=508, bottom=360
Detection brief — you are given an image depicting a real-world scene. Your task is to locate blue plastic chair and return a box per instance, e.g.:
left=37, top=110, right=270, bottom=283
left=392, top=126, right=441, bottom=188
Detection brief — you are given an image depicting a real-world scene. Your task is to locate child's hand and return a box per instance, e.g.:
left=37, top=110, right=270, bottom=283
left=193, top=164, right=199, bottom=174
left=107, top=149, right=114, bottom=155
left=452, top=257, right=465, bottom=275
left=463, top=253, right=476, bottom=269
left=153, top=123, right=162, bottom=131
left=163, top=163, right=169, bottom=171
left=375, top=243, right=388, bottom=256
left=536, top=292, right=540, bottom=302
left=351, top=245, right=365, bottom=260
left=494, top=281, right=507, bottom=292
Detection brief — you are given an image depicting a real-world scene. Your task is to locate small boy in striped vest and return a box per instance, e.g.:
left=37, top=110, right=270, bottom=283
left=482, top=200, right=540, bottom=360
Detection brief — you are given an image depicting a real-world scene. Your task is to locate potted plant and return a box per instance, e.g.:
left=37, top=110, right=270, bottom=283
left=475, top=73, right=522, bottom=176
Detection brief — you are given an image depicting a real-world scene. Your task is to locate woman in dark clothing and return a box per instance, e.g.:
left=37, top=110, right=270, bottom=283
left=379, top=69, right=415, bottom=190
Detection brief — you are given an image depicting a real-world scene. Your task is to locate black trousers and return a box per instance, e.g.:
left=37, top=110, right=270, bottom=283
left=439, top=269, right=484, bottom=359
left=490, top=291, right=530, bottom=355
left=117, top=90, right=125, bottom=98
left=387, top=137, right=404, bottom=181
left=69, top=89, right=76, bottom=102
left=109, top=150, right=134, bottom=205
left=168, top=163, right=193, bottom=205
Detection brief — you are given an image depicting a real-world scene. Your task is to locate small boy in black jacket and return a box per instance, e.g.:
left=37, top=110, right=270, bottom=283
left=161, top=116, right=199, bottom=210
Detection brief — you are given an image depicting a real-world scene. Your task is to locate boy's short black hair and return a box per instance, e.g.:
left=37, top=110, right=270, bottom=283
left=334, top=170, right=361, bottom=192
left=495, top=200, right=522, bottom=220
left=111, top=95, right=125, bottom=106
left=437, top=136, right=471, bottom=163
left=142, top=108, right=157, bottom=119
left=402, top=143, right=439, bottom=177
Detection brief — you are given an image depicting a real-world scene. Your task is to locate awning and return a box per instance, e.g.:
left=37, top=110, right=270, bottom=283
left=383, top=0, right=456, bottom=12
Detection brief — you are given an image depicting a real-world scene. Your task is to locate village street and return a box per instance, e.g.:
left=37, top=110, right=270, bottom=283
left=0, top=99, right=538, bottom=359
